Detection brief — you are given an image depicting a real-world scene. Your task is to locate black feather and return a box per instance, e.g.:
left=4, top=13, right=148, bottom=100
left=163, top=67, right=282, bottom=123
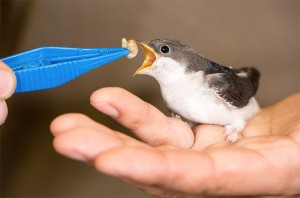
left=233, top=67, right=260, bottom=95
left=207, top=65, right=260, bottom=108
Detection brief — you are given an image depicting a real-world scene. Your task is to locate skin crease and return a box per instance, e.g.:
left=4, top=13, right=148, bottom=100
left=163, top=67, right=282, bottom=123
left=50, top=87, right=300, bottom=198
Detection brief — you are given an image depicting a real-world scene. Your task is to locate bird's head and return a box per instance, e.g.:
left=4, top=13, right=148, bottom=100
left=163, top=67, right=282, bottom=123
left=134, top=39, right=201, bottom=76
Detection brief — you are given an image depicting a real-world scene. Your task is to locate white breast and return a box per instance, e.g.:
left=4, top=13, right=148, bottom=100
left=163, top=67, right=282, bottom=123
left=145, top=57, right=260, bottom=126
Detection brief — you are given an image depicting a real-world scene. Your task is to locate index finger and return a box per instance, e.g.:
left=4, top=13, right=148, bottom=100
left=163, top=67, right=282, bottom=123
left=90, top=87, right=194, bottom=148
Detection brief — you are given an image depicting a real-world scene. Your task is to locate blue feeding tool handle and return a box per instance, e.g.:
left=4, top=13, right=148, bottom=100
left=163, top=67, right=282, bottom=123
left=1, top=47, right=130, bottom=93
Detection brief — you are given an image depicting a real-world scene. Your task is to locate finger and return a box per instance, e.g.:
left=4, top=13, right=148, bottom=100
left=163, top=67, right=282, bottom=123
left=192, top=124, right=226, bottom=150
left=0, top=61, right=16, bottom=100
left=94, top=146, right=171, bottom=185
left=50, top=113, right=104, bottom=136
left=53, top=122, right=149, bottom=162
left=90, top=87, right=194, bottom=148
left=95, top=139, right=300, bottom=196
left=53, top=126, right=127, bottom=162
left=0, top=101, right=8, bottom=125
left=50, top=113, right=143, bottom=145
left=94, top=146, right=217, bottom=195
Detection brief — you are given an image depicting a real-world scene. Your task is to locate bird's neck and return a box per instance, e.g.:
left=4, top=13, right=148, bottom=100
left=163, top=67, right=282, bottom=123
left=143, top=57, right=205, bottom=96
left=149, top=57, right=189, bottom=85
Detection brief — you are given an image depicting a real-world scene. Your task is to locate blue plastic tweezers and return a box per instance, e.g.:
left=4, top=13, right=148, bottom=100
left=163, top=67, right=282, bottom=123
left=1, top=46, right=130, bottom=93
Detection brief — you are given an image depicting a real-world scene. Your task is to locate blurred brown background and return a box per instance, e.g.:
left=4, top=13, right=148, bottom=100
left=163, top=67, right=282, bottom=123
left=0, top=0, right=299, bottom=197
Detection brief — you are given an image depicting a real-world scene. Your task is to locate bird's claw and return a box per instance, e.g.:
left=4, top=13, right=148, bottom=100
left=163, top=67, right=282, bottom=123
left=225, top=132, right=239, bottom=143
left=224, top=120, right=245, bottom=143
left=224, top=126, right=239, bottom=143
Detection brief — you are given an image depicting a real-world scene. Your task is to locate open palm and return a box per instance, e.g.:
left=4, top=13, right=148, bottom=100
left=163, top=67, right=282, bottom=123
left=51, top=88, right=300, bottom=197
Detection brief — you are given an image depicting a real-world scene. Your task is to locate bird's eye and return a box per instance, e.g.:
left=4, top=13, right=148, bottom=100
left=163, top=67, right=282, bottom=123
left=160, top=45, right=170, bottom=53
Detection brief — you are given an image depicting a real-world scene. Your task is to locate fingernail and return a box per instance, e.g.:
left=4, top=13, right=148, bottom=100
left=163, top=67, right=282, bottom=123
left=0, top=68, right=14, bottom=98
left=95, top=102, right=119, bottom=118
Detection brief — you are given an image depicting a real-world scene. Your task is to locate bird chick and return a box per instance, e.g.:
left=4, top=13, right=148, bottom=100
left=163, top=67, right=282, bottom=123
left=128, top=38, right=260, bottom=142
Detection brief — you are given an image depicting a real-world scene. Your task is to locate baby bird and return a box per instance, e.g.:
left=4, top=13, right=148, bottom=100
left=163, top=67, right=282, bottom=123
left=132, top=38, right=260, bottom=142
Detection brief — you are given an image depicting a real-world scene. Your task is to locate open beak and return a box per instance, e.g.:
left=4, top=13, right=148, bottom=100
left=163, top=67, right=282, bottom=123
left=133, top=41, right=157, bottom=76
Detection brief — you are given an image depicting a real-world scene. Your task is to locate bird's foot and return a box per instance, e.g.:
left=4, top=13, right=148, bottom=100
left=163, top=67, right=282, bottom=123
left=224, top=120, right=245, bottom=143
left=224, top=128, right=239, bottom=143
left=173, top=113, right=182, bottom=120
left=170, top=112, right=197, bottom=128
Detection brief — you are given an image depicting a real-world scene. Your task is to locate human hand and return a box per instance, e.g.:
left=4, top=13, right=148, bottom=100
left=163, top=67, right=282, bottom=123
left=51, top=87, right=300, bottom=197
left=0, top=61, right=16, bottom=125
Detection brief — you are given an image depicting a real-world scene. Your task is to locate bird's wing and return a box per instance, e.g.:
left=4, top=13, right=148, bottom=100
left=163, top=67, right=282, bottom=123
left=206, top=67, right=260, bottom=108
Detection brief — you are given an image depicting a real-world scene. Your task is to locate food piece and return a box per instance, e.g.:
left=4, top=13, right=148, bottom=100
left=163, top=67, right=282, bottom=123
left=122, top=38, right=138, bottom=59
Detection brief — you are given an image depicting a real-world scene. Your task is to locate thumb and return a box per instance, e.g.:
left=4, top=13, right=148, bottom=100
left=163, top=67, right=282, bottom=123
left=0, top=61, right=16, bottom=99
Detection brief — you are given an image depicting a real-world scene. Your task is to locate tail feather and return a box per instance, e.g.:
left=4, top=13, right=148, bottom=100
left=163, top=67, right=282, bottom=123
left=235, top=67, right=260, bottom=95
